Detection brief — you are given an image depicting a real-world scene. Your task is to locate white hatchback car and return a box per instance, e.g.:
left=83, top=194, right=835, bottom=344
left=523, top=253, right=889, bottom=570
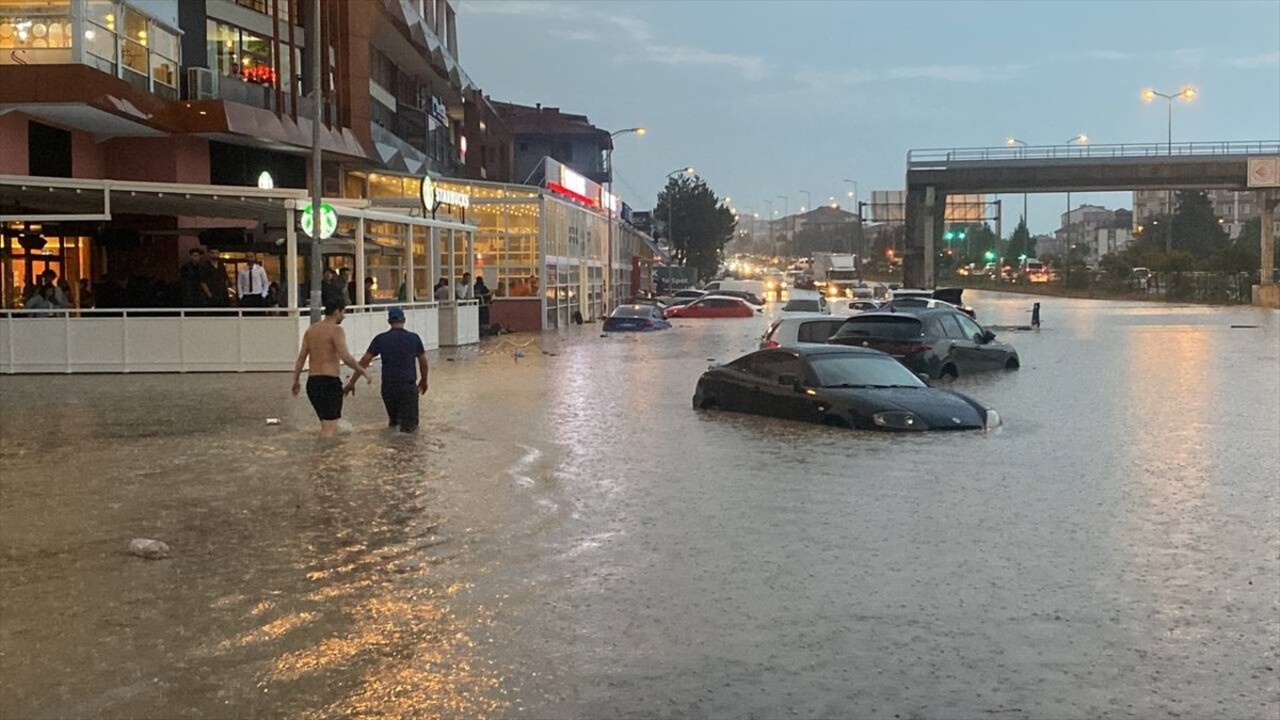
left=760, top=313, right=849, bottom=349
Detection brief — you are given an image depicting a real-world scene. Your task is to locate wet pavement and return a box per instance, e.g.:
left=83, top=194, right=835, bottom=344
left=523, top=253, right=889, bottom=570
left=1, top=291, right=1278, bottom=720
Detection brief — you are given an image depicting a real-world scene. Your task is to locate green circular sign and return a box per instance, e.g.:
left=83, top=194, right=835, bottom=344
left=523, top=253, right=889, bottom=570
left=300, top=202, right=338, bottom=239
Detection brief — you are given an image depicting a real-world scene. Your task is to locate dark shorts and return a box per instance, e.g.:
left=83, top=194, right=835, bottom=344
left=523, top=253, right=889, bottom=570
left=306, top=376, right=344, bottom=421
left=381, top=382, right=419, bottom=432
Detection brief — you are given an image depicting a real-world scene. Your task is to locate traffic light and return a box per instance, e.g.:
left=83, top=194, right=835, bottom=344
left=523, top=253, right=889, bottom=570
left=984, top=250, right=996, bottom=261
left=957, top=230, right=966, bottom=240
left=944, top=231, right=955, bottom=241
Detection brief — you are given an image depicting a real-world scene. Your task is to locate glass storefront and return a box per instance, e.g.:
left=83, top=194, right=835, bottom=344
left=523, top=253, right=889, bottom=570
left=1, top=223, right=92, bottom=309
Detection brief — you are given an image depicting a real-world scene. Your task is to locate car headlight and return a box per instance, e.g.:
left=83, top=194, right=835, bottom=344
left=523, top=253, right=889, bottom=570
left=984, top=409, right=1001, bottom=429
left=872, top=411, right=926, bottom=430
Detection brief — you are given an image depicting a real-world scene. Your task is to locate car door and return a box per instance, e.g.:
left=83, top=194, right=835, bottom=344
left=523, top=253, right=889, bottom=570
left=954, top=313, right=1003, bottom=370
left=937, top=313, right=981, bottom=373
left=748, top=352, right=820, bottom=421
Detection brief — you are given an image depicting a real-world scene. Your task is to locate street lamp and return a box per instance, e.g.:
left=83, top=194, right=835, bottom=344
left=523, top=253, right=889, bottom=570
left=777, top=195, right=789, bottom=256
left=799, top=190, right=811, bottom=215
left=605, top=126, right=645, bottom=308
left=1143, top=86, right=1195, bottom=251
left=664, top=165, right=695, bottom=259
left=1142, top=86, right=1196, bottom=155
left=842, top=179, right=858, bottom=210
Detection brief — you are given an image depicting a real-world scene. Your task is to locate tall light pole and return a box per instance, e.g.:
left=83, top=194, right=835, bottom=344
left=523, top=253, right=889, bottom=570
left=308, top=0, right=323, bottom=323
left=664, top=166, right=695, bottom=262
left=799, top=190, right=811, bottom=216
left=842, top=179, right=858, bottom=209
left=761, top=199, right=773, bottom=255
left=777, top=195, right=789, bottom=256
left=605, top=126, right=645, bottom=307
left=1005, top=138, right=1029, bottom=226
left=1143, top=86, right=1196, bottom=252
left=1063, top=134, right=1088, bottom=258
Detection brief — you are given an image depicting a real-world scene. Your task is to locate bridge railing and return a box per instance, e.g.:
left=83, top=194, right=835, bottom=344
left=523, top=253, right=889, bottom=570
left=908, top=140, right=1280, bottom=165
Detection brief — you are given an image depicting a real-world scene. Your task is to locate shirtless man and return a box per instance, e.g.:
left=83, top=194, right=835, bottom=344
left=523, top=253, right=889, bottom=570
left=291, top=304, right=368, bottom=437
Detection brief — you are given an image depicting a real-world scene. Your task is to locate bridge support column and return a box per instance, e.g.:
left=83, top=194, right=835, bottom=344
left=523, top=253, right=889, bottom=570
left=1254, top=191, right=1279, bottom=308
left=904, top=186, right=946, bottom=288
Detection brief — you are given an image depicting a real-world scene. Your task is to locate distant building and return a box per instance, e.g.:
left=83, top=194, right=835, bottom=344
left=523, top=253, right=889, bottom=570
left=1055, top=204, right=1126, bottom=256
left=461, top=91, right=514, bottom=183
left=1133, top=189, right=1277, bottom=240
left=490, top=101, right=612, bottom=186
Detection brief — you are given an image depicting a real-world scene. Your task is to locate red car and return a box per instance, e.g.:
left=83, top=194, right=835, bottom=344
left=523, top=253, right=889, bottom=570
left=665, top=295, right=757, bottom=319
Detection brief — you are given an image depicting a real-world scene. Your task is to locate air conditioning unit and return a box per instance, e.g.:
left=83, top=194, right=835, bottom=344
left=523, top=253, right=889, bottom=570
left=186, top=67, right=217, bottom=101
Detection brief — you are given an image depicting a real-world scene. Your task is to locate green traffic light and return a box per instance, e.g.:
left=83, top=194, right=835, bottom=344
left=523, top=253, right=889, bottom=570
left=957, top=231, right=966, bottom=240
left=984, top=251, right=995, bottom=261
left=1019, top=253, right=1028, bottom=260
left=943, top=231, right=954, bottom=241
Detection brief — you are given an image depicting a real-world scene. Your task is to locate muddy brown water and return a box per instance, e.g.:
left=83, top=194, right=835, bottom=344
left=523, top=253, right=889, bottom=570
left=1, top=291, right=1277, bottom=719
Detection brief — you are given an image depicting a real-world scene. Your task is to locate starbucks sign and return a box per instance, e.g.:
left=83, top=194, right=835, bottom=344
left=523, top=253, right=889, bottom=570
left=420, top=176, right=470, bottom=213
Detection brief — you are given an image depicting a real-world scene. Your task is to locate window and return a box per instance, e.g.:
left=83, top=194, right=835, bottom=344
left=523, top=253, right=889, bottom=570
left=28, top=120, right=71, bottom=177
left=121, top=6, right=147, bottom=76
left=954, top=314, right=985, bottom=341
left=0, top=1, right=74, bottom=66
left=796, top=320, right=844, bottom=344
left=934, top=314, right=963, bottom=338
left=739, top=352, right=806, bottom=383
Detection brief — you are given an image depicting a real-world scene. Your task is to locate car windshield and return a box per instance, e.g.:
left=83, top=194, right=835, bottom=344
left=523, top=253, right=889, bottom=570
left=834, top=316, right=925, bottom=339
left=783, top=299, right=821, bottom=312
left=809, top=354, right=926, bottom=388
left=612, top=306, right=651, bottom=318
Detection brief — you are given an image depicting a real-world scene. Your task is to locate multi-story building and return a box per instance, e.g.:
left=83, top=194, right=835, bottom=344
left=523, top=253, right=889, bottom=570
left=490, top=101, right=612, bottom=186
left=1133, top=189, right=1276, bottom=240
left=1055, top=204, right=1126, bottom=256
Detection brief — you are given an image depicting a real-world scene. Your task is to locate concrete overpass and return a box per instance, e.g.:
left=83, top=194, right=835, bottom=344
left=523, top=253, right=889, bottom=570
left=902, top=140, right=1280, bottom=306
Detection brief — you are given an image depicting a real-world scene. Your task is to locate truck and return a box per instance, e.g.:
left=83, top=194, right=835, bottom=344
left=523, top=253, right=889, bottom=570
left=811, top=253, right=860, bottom=298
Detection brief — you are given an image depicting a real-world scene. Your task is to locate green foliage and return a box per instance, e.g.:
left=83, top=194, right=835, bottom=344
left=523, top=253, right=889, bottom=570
left=654, top=176, right=737, bottom=281
left=1003, top=219, right=1034, bottom=266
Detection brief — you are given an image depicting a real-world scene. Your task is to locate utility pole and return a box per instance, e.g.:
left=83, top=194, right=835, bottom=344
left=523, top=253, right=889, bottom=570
left=308, top=0, right=323, bottom=323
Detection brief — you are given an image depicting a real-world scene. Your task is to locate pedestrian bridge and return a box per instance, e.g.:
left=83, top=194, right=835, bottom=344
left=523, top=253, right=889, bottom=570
left=901, top=140, right=1280, bottom=294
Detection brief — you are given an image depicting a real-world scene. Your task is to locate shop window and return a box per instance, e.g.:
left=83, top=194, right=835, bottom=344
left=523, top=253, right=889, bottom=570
left=121, top=6, right=148, bottom=77
left=28, top=121, right=71, bottom=177
left=0, top=0, right=73, bottom=65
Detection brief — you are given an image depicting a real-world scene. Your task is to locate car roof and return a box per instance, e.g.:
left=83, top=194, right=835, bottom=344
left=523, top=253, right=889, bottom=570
left=698, top=294, right=749, bottom=303
left=782, top=345, right=889, bottom=358
left=772, top=312, right=838, bottom=323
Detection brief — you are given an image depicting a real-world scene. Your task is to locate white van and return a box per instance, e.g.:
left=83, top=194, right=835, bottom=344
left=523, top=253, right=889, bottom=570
left=702, top=279, right=767, bottom=299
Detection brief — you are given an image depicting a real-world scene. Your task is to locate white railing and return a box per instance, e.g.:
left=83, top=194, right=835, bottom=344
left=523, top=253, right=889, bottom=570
left=438, top=299, right=481, bottom=347
left=0, top=302, right=451, bottom=374
left=907, top=140, right=1280, bottom=166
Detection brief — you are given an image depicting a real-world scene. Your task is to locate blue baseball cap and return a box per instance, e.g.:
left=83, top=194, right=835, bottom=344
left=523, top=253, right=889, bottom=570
left=387, top=306, right=406, bottom=322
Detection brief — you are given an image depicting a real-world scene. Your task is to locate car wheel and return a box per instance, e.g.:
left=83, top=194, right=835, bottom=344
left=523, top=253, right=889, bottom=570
left=939, top=364, right=959, bottom=381
left=1005, top=356, right=1020, bottom=370
left=695, top=396, right=717, bottom=410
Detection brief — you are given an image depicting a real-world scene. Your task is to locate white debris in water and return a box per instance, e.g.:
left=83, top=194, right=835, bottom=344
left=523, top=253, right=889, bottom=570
left=265, top=418, right=281, bottom=425
left=128, top=538, right=170, bottom=559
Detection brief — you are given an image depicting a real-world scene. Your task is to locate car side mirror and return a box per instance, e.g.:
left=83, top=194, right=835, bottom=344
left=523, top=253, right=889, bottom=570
left=778, top=374, right=804, bottom=392
left=981, top=330, right=996, bottom=343
left=916, top=372, right=931, bottom=385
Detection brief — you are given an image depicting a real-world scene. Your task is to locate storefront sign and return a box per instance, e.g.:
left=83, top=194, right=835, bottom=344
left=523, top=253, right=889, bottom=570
left=300, top=202, right=337, bottom=239
left=545, top=160, right=598, bottom=207
left=420, top=176, right=471, bottom=213
left=256, top=171, right=274, bottom=190
left=430, top=96, right=447, bottom=122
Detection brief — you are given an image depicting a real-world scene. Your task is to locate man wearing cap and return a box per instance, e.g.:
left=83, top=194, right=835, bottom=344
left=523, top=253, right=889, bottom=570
left=348, top=306, right=429, bottom=432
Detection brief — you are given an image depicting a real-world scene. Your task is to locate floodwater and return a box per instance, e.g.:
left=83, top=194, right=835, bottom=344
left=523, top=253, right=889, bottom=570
left=1, top=291, right=1278, bottom=720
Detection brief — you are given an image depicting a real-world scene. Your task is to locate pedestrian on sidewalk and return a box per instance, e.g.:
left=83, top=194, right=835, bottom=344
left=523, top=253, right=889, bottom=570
left=291, top=303, right=369, bottom=438
left=349, top=306, right=428, bottom=433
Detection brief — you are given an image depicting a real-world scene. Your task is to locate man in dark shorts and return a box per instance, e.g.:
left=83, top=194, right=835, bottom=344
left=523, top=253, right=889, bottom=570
left=291, top=304, right=368, bottom=437
left=349, top=306, right=428, bottom=432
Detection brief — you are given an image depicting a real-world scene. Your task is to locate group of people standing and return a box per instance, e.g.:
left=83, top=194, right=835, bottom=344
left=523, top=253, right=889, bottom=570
left=180, top=247, right=279, bottom=309
left=21, top=269, right=81, bottom=316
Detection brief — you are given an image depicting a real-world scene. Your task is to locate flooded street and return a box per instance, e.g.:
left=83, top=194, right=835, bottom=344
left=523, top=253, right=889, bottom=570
left=2, top=291, right=1278, bottom=719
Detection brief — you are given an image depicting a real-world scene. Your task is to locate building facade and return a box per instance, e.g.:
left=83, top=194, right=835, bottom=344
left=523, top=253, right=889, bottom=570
left=490, top=101, right=612, bottom=186
left=0, top=0, right=479, bottom=309
left=1133, top=189, right=1279, bottom=240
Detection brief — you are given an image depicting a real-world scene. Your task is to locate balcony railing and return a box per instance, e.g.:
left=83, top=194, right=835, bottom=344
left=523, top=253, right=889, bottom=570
left=908, top=140, right=1280, bottom=166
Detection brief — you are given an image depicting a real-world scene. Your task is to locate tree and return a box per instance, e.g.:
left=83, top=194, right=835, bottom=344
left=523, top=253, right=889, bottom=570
left=1141, top=191, right=1229, bottom=259
left=654, top=175, right=736, bottom=280
left=1003, top=219, right=1034, bottom=266
left=1212, top=217, right=1261, bottom=274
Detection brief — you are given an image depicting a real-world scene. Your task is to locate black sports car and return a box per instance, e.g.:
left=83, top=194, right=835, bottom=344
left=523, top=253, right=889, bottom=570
left=827, top=309, right=1019, bottom=380
left=692, top=346, right=1001, bottom=431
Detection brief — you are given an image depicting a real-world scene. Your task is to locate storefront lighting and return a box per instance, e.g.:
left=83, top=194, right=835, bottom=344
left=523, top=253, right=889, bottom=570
left=257, top=171, right=274, bottom=190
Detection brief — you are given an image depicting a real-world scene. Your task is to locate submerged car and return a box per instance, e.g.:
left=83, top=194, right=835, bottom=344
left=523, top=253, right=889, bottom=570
left=665, top=295, right=758, bottom=319
left=760, top=313, right=848, bottom=349
left=692, top=345, right=1001, bottom=431
left=826, top=309, right=1019, bottom=380
left=780, top=294, right=830, bottom=315
left=603, top=304, right=672, bottom=332
left=886, top=287, right=976, bottom=318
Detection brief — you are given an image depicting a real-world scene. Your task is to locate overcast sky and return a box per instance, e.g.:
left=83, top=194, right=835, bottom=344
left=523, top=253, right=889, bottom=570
left=458, top=0, right=1280, bottom=235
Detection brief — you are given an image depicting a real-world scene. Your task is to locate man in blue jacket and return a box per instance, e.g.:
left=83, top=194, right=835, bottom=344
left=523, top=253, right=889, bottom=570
left=348, top=306, right=429, bottom=432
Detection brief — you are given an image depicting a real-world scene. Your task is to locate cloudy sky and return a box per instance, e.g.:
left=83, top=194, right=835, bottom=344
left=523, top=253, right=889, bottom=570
left=458, top=0, right=1280, bottom=235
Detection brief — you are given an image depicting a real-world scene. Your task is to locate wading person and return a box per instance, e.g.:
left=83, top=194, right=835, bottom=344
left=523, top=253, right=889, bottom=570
left=291, top=304, right=368, bottom=438
left=349, top=306, right=428, bottom=433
